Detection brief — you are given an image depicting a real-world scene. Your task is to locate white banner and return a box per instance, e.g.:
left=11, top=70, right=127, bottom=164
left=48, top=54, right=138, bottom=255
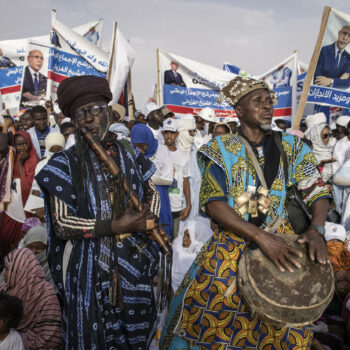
left=158, top=50, right=237, bottom=117
left=46, top=14, right=109, bottom=108
left=108, top=25, right=136, bottom=104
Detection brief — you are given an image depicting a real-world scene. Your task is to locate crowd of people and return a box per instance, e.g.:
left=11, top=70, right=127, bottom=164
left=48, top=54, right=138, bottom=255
left=0, top=74, right=349, bottom=349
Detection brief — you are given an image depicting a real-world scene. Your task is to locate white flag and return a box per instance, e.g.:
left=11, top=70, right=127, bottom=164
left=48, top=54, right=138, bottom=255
left=108, top=24, right=136, bottom=104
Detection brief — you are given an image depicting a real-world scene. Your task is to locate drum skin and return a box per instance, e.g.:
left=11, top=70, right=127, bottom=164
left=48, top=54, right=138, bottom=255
left=238, top=234, right=334, bottom=328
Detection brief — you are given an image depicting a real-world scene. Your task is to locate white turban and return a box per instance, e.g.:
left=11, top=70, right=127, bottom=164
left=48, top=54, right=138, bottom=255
left=306, top=112, right=326, bottom=129
left=45, top=132, right=65, bottom=151
left=22, top=226, right=48, bottom=247
left=336, top=115, right=350, bottom=128
left=177, top=115, right=196, bottom=154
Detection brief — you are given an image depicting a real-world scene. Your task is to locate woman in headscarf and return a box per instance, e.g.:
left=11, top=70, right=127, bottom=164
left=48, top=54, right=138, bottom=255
left=304, top=123, right=335, bottom=184
left=213, top=122, right=232, bottom=138
left=0, top=248, right=61, bottom=349
left=21, top=217, right=42, bottom=235
left=0, top=117, right=15, bottom=215
left=131, top=123, right=174, bottom=238
left=109, top=123, right=130, bottom=140
left=172, top=216, right=212, bottom=293
left=22, top=226, right=57, bottom=292
left=27, top=132, right=65, bottom=221
left=0, top=131, right=39, bottom=258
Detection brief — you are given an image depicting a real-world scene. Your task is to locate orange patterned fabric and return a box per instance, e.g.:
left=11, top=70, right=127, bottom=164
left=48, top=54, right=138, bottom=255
left=178, top=228, right=313, bottom=349
left=326, top=240, right=350, bottom=274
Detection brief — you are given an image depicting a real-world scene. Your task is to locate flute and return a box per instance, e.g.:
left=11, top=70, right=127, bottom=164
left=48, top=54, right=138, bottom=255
left=81, top=127, right=171, bottom=256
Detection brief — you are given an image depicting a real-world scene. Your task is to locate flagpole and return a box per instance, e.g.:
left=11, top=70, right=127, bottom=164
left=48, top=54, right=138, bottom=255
left=291, top=50, right=298, bottom=122
left=156, top=48, right=160, bottom=105
left=46, top=9, right=56, bottom=102
left=128, top=71, right=134, bottom=120
left=292, top=6, right=331, bottom=129
left=107, top=21, right=117, bottom=83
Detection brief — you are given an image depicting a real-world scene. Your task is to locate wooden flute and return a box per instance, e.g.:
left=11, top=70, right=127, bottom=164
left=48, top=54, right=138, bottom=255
left=81, top=127, right=171, bottom=255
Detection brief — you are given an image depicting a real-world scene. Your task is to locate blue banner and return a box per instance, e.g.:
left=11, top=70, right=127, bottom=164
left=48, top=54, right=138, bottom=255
left=0, top=66, right=23, bottom=88
left=307, top=85, right=350, bottom=108
left=48, top=48, right=106, bottom=81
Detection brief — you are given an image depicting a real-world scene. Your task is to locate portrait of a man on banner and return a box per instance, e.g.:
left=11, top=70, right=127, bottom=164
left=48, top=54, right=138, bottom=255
left=314, top=24, right=350, bottom=90
left=20, top=42, right=49, bottom=108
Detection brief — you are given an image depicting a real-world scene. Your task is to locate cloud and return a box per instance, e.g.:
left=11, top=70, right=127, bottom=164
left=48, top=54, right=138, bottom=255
left=1, top=0, right=350, bottom=107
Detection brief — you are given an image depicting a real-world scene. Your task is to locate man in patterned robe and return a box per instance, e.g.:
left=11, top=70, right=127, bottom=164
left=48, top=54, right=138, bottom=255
left=36, top=76, right=161, bottom=349
left=161, top=76, right=332, bottom=349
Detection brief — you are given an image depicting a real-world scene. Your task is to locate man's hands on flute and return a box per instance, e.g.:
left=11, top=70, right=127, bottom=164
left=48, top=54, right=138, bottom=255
left=111, top=205, right=155, bottom=234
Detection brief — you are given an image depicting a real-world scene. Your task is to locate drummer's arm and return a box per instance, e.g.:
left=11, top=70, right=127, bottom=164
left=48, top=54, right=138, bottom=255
left=206, top=201, right=303, bottom=272
left=297, top=198, right=330, bottom=265
left=206, top=201, right=263, bottom=242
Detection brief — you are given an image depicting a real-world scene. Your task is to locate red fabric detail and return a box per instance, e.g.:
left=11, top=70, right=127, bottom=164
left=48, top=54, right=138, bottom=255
left=12, top=130, right=39, bottom=206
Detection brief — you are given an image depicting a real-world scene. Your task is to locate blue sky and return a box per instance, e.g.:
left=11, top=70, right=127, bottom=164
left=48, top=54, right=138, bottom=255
left=1, top=0, right=349, bottom=106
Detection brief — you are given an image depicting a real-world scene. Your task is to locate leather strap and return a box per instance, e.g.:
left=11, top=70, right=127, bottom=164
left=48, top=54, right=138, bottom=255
left=238, top=134, right=282, bottom=230
left=238, top=135, right=268, bottom=189
left=273, top=132, right=289, bottom=185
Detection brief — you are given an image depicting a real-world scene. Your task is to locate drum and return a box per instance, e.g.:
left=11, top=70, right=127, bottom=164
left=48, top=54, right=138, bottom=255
left=238, top=234, right=334, bottom=328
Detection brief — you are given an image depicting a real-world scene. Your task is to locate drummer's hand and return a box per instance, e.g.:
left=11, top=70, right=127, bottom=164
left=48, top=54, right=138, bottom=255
left=297, top=229, right=329, bottom=264
left=256, top=232, right=303, bottom=273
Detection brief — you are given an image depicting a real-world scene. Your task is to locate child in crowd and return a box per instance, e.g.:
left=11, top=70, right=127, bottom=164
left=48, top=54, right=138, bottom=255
left=162, top=118, right=191, bottom=239
left=325, top=222, right=350, bottom=274
left=0, top=293, right=24, bottom=349
left=172, top=216, right=212, bottom=292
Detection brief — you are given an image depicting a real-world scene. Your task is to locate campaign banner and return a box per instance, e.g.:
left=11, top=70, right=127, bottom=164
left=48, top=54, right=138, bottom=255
left=164, top=84, right=234, bottom=117
left=158, top=50, right=238, bottom=117
left=307, top=8, right=350, bottom=108
left=47, top=16, right=109, bottom=109
left=222, top=59, right=296, bottom=118
left=0, top=67, right=23, bottom=110
left=0, top=19, right=103, bottom=114
left=257, top=52, right=298, bottom=120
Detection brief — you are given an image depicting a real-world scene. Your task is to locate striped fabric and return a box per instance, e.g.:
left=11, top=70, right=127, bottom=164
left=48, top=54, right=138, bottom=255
left=0, top=248, right=62, bottom=349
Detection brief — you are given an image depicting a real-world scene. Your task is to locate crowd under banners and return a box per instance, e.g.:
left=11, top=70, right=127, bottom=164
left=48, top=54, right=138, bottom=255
left=46, top=13, right=109, bottom=109
left=0, top=19, right=104, bottom=114
left=257, top=52, right=299, bottom=121
left=158, top=50, right=237, bottom=117
left=108, top=22, right=136, bottom=116
left=295, top=7, right=350, bottom=128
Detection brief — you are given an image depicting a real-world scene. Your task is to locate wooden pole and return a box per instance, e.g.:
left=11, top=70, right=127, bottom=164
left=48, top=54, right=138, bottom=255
left=127, top=71, right=134, bottom=120
left=291, top=50, right=298, bottom=122
left=156, top=49, right=161, bottom=105
left=107, top=22, right=117, bottom=83
left=292, top=6, right=331, bottom=129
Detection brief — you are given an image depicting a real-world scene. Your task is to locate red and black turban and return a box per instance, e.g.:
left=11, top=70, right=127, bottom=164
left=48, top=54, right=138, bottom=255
left=57, top=75, right=113, bottom=118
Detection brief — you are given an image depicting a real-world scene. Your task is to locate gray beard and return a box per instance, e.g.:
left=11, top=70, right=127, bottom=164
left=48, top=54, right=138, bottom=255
left=260, top=124, right=272, bottom=131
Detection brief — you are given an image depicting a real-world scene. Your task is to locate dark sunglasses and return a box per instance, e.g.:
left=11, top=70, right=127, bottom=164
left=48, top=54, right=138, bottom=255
left=74, top=104, right=108, bottom=122
left=321, top=133, right=331, bottom=139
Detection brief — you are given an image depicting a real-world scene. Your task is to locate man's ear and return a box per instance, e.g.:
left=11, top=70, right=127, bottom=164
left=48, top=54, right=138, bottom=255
left=235, top=104, right=242, bottom=119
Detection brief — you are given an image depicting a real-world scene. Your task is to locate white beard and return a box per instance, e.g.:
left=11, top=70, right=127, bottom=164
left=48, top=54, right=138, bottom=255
left=260, top=124, right=272, bottom=131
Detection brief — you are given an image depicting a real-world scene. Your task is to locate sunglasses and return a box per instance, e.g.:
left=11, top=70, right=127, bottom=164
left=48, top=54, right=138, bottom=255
left=74, top=104, right=108, bottom=122
left=321, top=133, right=331, bottom=139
